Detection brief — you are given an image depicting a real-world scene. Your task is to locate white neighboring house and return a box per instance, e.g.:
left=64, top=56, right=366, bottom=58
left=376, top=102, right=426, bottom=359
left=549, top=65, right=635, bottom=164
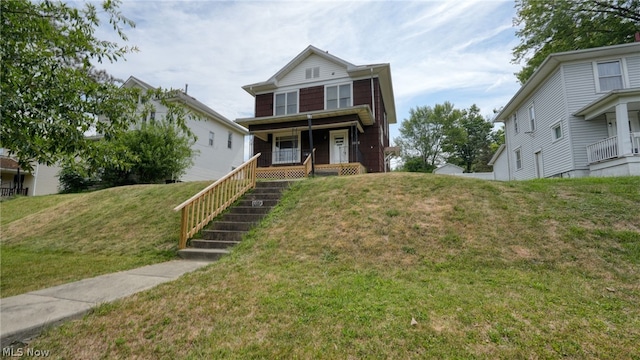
left=122, top=76, right=249, bottom=181
left=0, top=148, right=60, bottom=197
left=487, top=144, right=509, bottom=181
left=494, top=42, right=640, bottom=180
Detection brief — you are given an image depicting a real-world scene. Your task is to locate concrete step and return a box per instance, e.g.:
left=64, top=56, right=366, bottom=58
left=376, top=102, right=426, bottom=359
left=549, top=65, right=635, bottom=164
left=256, top=181, right=295, bottom=188
left=190, top=239, right=240, bottom=249
left=220, top=213, right=267, bottom=223
left=243, top=192, right=284, bottom=200
left=209, top=221, right=255, bottom=231
left=178, top=248, right=229, bottom=261
left=226, top=206, right=273, bottom=215
left=201, top=229, right=245, bottom=242
left=236, top=199, right=279, bottom=207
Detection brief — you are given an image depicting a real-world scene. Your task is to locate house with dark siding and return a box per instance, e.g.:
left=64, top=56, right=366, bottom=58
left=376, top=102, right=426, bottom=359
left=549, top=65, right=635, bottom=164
left=236, top=45, right=397, bottom=175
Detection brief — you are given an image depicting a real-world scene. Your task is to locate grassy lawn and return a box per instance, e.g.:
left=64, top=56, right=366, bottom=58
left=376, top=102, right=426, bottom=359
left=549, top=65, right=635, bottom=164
left=12, top=174, right=640, bottom=358
left=0, top=181, right=210, bottom=297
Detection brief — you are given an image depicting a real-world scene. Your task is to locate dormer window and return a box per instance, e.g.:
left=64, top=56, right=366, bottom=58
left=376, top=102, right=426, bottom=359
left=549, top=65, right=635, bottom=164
left=305, top=67, right=320, bottom=79
left=275, top=91, right=298, bottom=116
left=326, top=83, right=351, bottom=110
left=596, top=60, right=624, bottom=92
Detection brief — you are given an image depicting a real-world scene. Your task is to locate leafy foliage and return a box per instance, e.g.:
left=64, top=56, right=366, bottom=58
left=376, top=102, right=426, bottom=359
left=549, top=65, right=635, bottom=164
left=394, top=102, right=461, bottom=171
left=0, top=0, right=142, bottom=170
left=59, top=121, right=196, bottom=190
left=442, top=104, right=495, bottom=173
left=513, top=0, right=640, bottom=83
left=396, top=103, right=502, bottom=173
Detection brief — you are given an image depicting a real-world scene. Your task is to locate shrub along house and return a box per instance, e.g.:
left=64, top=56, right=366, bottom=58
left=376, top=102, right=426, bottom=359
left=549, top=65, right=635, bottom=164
left=236, top=45, right=397, bottom=177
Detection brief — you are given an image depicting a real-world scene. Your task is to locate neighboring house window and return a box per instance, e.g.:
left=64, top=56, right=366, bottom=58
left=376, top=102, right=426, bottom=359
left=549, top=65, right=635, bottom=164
left=326, top=83, right=351, bottom=109
left=515, top=148, right=522, bottom=170
left=513, top=113, right=518, bottom=134
left=596, top=60, right=623, bottom=92
left=227, top=132, right=233, bottom=149
left=528, top=104, right=535, bottom=132
left=150, top=111, right=155, bottom=121
left=273, top=133, right=300, bottom=164
left=275, top=91, right=297, bottom=116
left=305, top=67, right=320, bottom=79
left=551, top=121, right=563, bottom=141
left=209, top=131, right=215, bottom=147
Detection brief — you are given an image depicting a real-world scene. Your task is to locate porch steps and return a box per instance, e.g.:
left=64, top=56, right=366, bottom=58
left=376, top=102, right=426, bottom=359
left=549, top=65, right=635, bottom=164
left=177, top=180, right=294, bottom=261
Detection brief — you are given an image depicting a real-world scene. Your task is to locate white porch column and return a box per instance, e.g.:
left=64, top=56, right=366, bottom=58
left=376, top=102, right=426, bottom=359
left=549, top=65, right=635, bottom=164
left=615, top=103, right=633, bottom=156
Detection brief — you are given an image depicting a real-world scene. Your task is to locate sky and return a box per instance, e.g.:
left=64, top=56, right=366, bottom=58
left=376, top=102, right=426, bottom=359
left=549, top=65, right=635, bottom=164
left=95, top=0, right=524, bottom=158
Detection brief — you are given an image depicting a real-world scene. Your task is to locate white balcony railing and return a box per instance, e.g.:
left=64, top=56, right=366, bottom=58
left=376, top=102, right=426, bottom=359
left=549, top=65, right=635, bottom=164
left=587, top=136, right=618, bottom=163
left=587, top=133, right=640, bottom=164
left=633, top=132, right=640, bottom=154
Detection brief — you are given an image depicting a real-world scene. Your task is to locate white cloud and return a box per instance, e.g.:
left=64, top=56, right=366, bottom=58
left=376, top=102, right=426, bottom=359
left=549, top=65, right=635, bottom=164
left=95, top=0, right=522, bottom=144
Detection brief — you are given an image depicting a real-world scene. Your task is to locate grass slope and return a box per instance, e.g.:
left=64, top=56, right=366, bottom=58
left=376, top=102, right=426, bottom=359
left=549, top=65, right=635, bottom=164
left=0, top=182, right=209, bottom=297
left=16, top=174, right=640, bottom=358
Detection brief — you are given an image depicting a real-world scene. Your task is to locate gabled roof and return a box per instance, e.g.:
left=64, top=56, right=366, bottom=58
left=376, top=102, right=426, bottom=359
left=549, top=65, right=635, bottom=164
left=241, top=45, right=397, bottom=124
left=495, top=42, right=640, bottom=123
left=123, top=76, right=248, bottom=135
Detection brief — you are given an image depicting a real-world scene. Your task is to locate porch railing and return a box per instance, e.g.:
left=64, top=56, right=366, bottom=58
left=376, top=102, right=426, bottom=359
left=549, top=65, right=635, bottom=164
left=587, top=133, right=640, bottom=164
left=256, top=150, right=314, bottom=179
left=173, top=153, right=260, bottom=249
left=587, top=136, right=618, bottom=163
left=1, top=187, right=28, bottom=197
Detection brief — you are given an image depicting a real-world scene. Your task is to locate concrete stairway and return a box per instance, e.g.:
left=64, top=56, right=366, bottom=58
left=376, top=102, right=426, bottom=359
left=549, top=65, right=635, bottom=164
left=178, top=180, right=293, bottom=261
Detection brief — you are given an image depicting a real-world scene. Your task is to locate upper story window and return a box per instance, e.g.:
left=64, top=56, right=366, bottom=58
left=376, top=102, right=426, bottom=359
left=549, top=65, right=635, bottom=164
left=596, top=60, right=624, bottom=92
left=275, top=91, right=297, bottom=116
left=528, top=104, right=535, bottom=132
left=305, top=67, right=320, bottom=79
left=513, top=113, right=519, bottom=134
left=326, top=83, right=351, bottom=110
left=227, top=131, right=233, bottom=149
left=209, top=131, right=215, bottom=147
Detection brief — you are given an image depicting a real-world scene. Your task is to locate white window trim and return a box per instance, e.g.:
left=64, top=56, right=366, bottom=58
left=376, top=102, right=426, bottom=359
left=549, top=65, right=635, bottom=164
left=272, top=131, right=301, bottom=165
left=593, top=58, right=628, bottom=93
left=274, top=90, right=299, bottom=116
left=528, top=103, right=536, bottom=132
left=325, top=82, right=353, bottom=110
left=550, top=120, right=564, bottom=142
left=514, top=147, right=522, bottom=171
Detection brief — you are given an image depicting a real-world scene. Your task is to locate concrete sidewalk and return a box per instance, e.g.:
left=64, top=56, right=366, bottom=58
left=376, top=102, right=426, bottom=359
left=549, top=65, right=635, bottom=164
left=0, top=260, right=211, bottom=347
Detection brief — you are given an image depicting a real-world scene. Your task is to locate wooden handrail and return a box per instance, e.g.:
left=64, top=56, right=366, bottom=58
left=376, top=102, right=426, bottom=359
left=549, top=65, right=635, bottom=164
left=174, top=153, right=261, bottom=249
left=303, top=148, right=315, bottom=177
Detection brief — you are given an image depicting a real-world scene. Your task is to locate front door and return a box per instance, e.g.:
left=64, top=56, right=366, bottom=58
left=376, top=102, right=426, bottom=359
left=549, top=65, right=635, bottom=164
left=330, top=130, right=349, bottom=164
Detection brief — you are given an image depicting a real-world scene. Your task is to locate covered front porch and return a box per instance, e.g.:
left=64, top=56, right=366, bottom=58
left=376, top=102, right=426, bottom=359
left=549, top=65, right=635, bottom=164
left=238, top=107, right=372, bottom=179
left=577, top=89, right=640, bottom=176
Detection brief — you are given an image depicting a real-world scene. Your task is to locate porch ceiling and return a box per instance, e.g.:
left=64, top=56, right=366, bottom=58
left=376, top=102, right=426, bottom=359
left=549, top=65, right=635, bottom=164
left=236, top=105, right=374, bottom=127
left=250, top=120, right=364, bottom=141
left=574, top=88, right=640, bottom=120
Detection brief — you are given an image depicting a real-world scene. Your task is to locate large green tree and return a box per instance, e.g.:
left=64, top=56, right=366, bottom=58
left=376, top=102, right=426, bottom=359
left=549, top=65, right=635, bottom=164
left=0, top=0, right=190, bottom=171
left=442, top=105, right=494, bottom=173
left=395, top=102, right=462, bottom=172
left=513, top=0, right=640, bottom=83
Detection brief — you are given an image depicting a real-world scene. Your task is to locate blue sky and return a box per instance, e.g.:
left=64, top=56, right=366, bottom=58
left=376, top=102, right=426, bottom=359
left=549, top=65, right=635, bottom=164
left=96, top=0, right=523, bottom=155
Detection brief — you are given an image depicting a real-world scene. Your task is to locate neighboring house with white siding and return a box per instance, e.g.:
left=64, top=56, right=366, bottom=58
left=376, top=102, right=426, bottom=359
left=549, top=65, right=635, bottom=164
left=494, top=42, right=640, bottom=180
left=0, top=149, right=60, bottom=197
left=123, top=76, right=249, bottom=181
